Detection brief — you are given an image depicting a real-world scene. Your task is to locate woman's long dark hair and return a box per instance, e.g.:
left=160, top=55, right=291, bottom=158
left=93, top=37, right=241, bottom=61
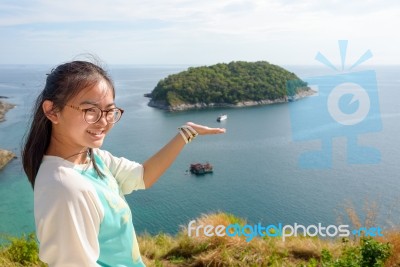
left=22, top=60, right=115, bottom=188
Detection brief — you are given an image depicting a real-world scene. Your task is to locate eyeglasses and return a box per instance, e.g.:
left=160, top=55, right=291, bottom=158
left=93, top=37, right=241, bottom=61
left=66, top=104, right=124, bottom=124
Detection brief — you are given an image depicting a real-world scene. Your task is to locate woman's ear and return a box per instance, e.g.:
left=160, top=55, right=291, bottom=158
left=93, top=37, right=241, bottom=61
left=42, top=100, right=59, bottom=124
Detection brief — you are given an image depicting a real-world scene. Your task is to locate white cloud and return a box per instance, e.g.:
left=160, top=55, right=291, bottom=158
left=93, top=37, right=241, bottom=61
left=0, top=0, right=399, bottom=64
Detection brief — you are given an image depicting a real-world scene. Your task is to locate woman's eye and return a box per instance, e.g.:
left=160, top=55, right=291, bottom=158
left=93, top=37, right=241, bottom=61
left=86, top=108, right=97, bottom=113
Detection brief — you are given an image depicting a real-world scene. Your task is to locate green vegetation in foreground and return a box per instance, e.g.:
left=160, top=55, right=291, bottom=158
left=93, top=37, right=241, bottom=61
left=1, top=212, right=399, bottom=267
left=149, top=61, right=309, bottom=108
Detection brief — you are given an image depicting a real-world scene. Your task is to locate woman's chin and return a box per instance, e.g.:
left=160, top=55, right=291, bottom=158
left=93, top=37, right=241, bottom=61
left=88, top=139, right=105, bottom=148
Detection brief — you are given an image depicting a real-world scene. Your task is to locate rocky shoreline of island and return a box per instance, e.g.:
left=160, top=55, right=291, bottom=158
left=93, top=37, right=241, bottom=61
left=0, top=97, right=17, bottom=170
left=0, top=149, right=16, bottom=170
left=148, top=88, right=316, bottom=111
left=0, top=97, right=16, bottom=122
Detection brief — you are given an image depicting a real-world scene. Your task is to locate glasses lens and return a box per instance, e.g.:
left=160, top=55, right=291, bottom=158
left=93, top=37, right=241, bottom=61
left=84, top=107, right=122, bottom=124
left=106, top=109, right=122, bottom=123
left=85, top=107, right=101, bottom=123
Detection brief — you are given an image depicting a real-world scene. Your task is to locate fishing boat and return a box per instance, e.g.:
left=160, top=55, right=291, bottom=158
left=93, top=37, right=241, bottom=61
left=190, top=162, right=213, bottom=175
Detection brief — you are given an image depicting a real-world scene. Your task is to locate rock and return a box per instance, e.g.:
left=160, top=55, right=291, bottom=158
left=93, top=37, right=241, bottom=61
left=0, top=100, right=16, bottom=122
left=0, top=149, right=16, bottom=170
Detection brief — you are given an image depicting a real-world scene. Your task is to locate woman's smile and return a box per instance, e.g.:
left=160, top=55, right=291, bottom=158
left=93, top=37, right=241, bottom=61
left=86, top=129, right=106, bottom=139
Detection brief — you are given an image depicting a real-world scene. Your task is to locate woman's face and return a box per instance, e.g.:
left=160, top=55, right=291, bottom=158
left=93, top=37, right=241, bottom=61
left=54, top=79, right=116, bottom=150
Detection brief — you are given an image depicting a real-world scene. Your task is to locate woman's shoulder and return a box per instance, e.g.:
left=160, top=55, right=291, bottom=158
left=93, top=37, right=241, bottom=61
left=93, top=148, right=140, bottom=165
left=34, top=156, right=104, bottom=226
left=92, top=148, right=112, bottom=160
left=35, top=156, right=94, bottom=196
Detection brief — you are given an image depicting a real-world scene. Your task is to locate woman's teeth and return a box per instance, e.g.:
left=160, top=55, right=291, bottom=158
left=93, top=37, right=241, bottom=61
left=87, top=130, right=104, bottom=135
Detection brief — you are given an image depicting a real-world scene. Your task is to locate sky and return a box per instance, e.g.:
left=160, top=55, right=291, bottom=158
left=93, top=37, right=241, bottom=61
left=0, top=0, right=399, bottom=66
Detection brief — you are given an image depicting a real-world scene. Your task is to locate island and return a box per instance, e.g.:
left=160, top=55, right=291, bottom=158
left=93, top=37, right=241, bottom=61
left=147, top=61, right=314, bottom=111
left=0, top=97, right=16, bottom=170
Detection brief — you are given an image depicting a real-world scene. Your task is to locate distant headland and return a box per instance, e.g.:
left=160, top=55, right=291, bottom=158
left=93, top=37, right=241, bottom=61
left=0, top=96, right=15, bottom=122
left=0, top=149, right=16, bottom=170
left=147, top=61, right=315, bottom=111
left=0, top=97, right=16, bottom=170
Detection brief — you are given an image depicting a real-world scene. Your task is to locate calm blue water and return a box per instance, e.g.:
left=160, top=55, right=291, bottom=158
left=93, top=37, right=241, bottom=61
left=0, top=64, right=399, bottom=237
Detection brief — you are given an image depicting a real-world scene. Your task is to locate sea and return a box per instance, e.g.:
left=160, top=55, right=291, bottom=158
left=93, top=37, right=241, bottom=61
left=0, top=64, right=399, bottom=238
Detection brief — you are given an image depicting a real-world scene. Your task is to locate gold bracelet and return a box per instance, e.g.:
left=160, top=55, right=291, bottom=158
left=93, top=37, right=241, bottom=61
left=178, top=129, right=189, bottom=144
left=178, top=125, right=198, bottom=144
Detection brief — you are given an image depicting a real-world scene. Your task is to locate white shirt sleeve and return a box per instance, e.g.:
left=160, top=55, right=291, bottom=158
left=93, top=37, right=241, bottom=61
left=95, top=149, right=146, bottom=194
left=34, top=164, right=103, bottom=267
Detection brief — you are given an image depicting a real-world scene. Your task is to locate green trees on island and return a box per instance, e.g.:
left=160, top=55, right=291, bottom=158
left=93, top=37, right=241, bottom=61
left=149, top=61, right=309, bottom=107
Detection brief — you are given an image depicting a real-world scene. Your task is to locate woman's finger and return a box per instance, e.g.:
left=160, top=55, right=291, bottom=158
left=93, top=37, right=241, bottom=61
left=186, top=122, right=226, bottom=135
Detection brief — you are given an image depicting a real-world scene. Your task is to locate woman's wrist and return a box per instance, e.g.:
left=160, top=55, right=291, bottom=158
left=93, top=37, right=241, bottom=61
left=178, top=125, right=198, bottom=144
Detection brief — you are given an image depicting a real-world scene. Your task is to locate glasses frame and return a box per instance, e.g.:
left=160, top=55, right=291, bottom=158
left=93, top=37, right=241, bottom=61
left=66, top=104, right=124, bottom=124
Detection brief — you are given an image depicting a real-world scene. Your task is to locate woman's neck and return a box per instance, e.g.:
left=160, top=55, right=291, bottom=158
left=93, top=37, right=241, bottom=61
left=46, top=137, right=89, bottom=164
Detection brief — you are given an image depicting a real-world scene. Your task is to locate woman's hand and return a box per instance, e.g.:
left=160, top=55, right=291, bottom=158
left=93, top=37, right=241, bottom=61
left=186, top=122, right=226, bottom=135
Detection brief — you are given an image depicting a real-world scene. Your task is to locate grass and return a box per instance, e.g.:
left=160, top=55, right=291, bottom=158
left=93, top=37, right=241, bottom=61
left=0, top=233, right=46, bottom=267
left=1, top=210, right=399, bottom=267
left=138, top=211, right=397, bottom=266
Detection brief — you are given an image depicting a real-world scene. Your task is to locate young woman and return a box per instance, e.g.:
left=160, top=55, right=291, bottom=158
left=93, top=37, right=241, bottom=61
left=22, top=60, right=225, bottom=267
